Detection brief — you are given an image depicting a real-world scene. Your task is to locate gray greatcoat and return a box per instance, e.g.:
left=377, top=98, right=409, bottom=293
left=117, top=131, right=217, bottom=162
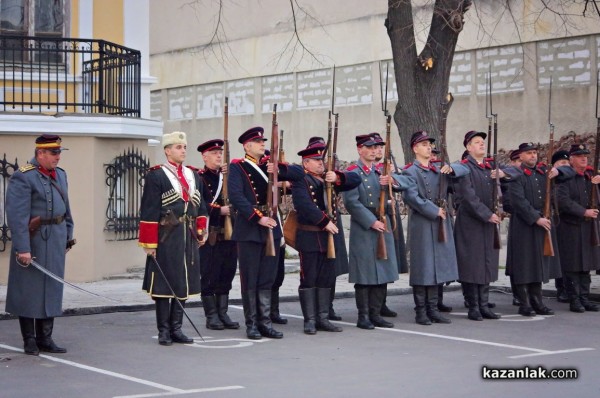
left=506, top=164, right=562, bottom=284
left=556, top=170, right=600, bottom=272
left=343, top=160, right=412, bottom=285
left=453, top=156, right=499, bottom=284
left=5, top=158, right=74, bottom=318
left=402, top=160, right=469, bottom=286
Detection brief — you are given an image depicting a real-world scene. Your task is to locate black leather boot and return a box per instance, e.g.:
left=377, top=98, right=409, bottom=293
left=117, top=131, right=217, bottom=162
left=437, top=284, right=453, bottom=312
left=369, top=285, right=394, bottom=328
left=579, top=273, right=599, bottom=312
left=380, top=284, right=397, bottom=317
left=170, top=300, right=194, bottom=343
left=270, top=290, right=288, bottom=325
left=328, top=285, right=342, bottom=321
left=566, top=272, right=585, bottom=313
left=316, top=288, right=343, bottom=332
left=529, top=283, right=554, bottom=315
left=299, top=288, right=317, bottom=335
left=257, top=290, right=283, bottom=339
left=463, top=283, right=482, bottom=321
left=514, top=283, right=535, bottom=316
left=242, top=290, right=262, bottom=340
left=355, top=285, right=374, bottom=330
left=511, top=277, right=521, bottom=306
left=555, top=277, right=569, bottom=303
left=216, top=294, right=240, bottom=329
left=202, top=295, right=225, bottom=330
left=478, top=284, right=501, bottom=319
left=413, top=286, right=431, bottom=325
left=35, top=318, right=67, bottom=353
left=19, top=317, right=39, bottom=355
left=155, top=298, right=172, bottom=346
left=425, top=285, right=451, bottom=324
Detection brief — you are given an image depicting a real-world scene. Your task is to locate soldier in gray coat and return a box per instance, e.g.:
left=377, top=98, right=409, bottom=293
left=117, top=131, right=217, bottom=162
left=453, top=131, right=501, bottom=321
left=6, top=135, right=75, bottom=356
left=343, top=134, right=413, bottom=330
left=402, top=131, right=469, bottom=326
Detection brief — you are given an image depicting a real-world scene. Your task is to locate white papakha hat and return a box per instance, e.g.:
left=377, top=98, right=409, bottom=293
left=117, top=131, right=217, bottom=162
left=162, top=131, right=187, bottom=148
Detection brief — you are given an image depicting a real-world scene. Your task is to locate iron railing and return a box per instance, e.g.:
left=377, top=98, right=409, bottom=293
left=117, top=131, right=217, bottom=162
left=0, top=35, right=141, bottom=117
left=105, top=148, right=149, bottom=241
left=0, top=154, right=19, bottom=252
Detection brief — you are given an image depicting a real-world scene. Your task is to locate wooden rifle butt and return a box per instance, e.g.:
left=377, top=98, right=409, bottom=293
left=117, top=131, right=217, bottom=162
left=265, top=229, right=276, bottom=257
left=438, top=218, right=447, bottom=243
left=543, top=230, right=554, bottom=257
left=376, top=231, right=388, bottom=260
left=327, top=233, right=336, bottom=259
left=223, top=215, right=233, bottom=241
left=493, top=224, right=502, bottom=250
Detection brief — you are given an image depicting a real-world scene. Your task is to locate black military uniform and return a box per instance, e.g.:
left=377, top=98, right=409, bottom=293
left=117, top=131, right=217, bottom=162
left=506, top=142, right=562, bottom=316
left=291, top=141, right=361, bottom=334
left=556, top=144, right=600, bottom=313
left=453, top=131, right=501, bottom=321
left=228, top=127, right=304, bottom=339
left=197, top=139, right=239, bottom=330
left=139, top=132, right=209, bottom=346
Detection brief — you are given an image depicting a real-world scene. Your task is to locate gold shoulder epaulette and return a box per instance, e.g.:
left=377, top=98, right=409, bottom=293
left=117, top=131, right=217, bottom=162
left=19, top=164, right=36, bottom=173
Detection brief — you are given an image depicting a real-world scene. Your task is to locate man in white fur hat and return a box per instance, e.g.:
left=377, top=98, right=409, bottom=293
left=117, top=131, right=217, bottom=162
left=138, top=131, right=208, bottom=346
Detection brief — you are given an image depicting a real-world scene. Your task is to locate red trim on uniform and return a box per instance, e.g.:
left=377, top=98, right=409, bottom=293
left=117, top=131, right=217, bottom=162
left=461, top=159, right=468, bottom=164
left=186, top=165, right=200, bottom=172
left=403, top=162, right=413, bottom=170
left=317, top=213, right=330, bottom=230
left=196, top=216, right=207, bottom=233
left=231, top=158, right=243, bottom=164
left=347, top=164, right=358, bottom=171
left=139, top=221, right=158, bottom=247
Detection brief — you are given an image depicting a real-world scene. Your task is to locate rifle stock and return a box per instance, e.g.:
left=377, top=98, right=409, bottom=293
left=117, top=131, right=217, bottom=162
left=325, top=110, right=336, bottom=259
left=437, top=93, right=453, bottom=243
left=488, top=72, right=503, bottom=250
left=265, top=104, right=279, bottom=257
left=543, top=78, right=555, bottom=257
left=222, top=97, right=233, bottom=240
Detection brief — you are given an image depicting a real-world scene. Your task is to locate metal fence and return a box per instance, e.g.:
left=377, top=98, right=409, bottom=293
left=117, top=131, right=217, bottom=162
left=0, top=35, right=141, bottom=116
left=0, top=154, right=19, bottom=252
left=105, top=148, right=149, bottom=241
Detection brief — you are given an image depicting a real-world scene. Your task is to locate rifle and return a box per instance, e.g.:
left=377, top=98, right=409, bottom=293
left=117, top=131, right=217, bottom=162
left=591, top=71, right=600, bottom=246
left=437, top=93, right=454, bottom=243
left=265, top=104, right=279, bottom=257
left=222, top=96, right=233, bottom=240
left=543, top=77, right=555, bottom=257
left=488, top=70, right=503, bottom=249
left=486, top=70, right=492, bottom=157
left=325, top=67, right=337, bottom=259
left=279, top=129, right=288, bottom=215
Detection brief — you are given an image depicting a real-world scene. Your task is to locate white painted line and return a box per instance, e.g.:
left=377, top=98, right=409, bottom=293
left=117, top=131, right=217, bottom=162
left=0, top=343, right=244, bottom=396
left=508, top=347, right=596, bottom=359
left=113, top=386, right=245, bottom=398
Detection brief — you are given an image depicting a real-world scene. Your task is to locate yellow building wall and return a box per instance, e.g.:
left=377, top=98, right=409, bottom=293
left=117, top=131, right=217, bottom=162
left=71, top=0, right=79, bottom=37
left=93, top=0, right=124, bottom=44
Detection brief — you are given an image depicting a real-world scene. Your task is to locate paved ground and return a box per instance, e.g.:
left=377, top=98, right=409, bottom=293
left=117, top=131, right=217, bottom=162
left=1, top=291, right=598, bottom=398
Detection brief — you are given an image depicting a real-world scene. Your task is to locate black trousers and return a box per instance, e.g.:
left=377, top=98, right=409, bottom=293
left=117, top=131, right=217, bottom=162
left=272, top=245, right=286, bottom=290
left=200, top=240, right=238, bottom=295
left=238, top=240, right=280, bottom=292
left=298, top=251, right=336, bottom=289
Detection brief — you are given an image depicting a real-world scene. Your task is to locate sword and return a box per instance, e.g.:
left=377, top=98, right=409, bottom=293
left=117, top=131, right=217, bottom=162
left=148, top=255, right=204, bottom=342
left=16, top=257, right=121, bottom=303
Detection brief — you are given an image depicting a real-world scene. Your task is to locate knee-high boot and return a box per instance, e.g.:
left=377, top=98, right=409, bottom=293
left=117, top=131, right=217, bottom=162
left=316, top=288, right=343, bottom=332
left=170, top=299, right=194, bottom=343
left=270, top=289, right=288, bottom=324
left=463, top=283, right=482, bottom=321
left=514, top=283, right=535, bottom=316
left=242, top=290, right=261, bottom=340
left=579, top=273, right=599, bottom=312
left=529, top=283, right=554, bottom=315
left=355, top=285, right=374, bottom=330
left=369, top=285, right=394, bottom=328
left=478, top=284, right=500, bottom=319
left=413, top=286, right=431, bottom=325
left=216, top=294, right=240, bottom=329
left=380, top=284, right=397, bottom=317
left=202, top=295, right=225, bottom=330
left=35, top=318, right=67, bottom=353
left=155, top=298, right=172, bottom=346
left=257, top=290, right=283, bottom=339
left=19, top=317, right=39, bottom=355
left=328, top=284, right=342, bottom=320
left=298, top=288, right=317, bottom=335
left=425, top=285, right=451, bottom=324
left=437, top=284, right=453, bottom=312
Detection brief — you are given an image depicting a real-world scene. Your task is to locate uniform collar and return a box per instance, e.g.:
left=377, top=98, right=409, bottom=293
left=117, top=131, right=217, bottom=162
left=414, top=159, right=437, bottom=173
left=357, top=159, right=374, bottom=174
left=244, top=154, right=259, bottom=164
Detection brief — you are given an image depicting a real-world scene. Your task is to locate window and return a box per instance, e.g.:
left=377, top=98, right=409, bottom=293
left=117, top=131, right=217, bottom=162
left=0, top=0, right=64, bottom=37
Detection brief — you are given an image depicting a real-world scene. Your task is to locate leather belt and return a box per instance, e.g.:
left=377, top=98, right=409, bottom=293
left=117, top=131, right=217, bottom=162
left=297, top=224, right=323, bottom=232
left=40, top=215, right=66, bottom=225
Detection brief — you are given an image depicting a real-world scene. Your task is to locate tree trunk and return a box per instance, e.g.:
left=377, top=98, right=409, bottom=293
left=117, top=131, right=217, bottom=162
left=386, top=0, right=471, bottom=162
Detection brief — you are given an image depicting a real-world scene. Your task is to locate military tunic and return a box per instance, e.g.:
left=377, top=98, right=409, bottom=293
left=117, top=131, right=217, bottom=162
left=556, top=167, right=600, bottom=272
left=343, top=160, right=409, bottom=285
left=292, top=171, right=360, bottom=287
left=5, top=159, right=74, bottom=318
left=506, top=164, right=562, bottom=284
left=453, top=156, right=499, bottom=284
left=139, top=163, right=208, bottom=299
left=198, top=166, right=238, bottom=295
left=402, top=160, right=469, bottom=286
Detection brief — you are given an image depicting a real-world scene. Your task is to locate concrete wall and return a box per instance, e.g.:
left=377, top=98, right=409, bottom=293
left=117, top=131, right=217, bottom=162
left=0, top=135, right=156, bottom=283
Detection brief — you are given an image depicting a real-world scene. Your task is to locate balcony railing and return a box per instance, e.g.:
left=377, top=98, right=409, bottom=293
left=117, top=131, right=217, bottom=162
left=0, top=35, right=141, bottom=117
